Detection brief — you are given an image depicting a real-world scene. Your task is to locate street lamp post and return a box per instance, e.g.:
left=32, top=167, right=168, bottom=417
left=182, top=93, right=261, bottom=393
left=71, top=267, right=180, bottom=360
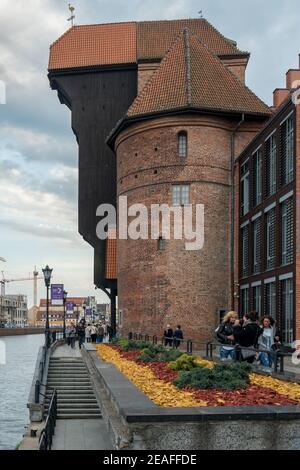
left=42, top=265, right=53, bottom=348
left=83, top=302, right=86, bottom=322
left=63, top=290, right=68, bottom=339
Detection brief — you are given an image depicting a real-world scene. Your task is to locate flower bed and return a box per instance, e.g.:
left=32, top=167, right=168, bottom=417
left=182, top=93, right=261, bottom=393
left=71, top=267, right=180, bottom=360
left=96, top=343, right=300, bottom=408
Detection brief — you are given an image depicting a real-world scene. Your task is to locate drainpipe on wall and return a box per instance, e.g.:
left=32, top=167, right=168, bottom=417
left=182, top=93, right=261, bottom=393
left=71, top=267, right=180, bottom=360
left=230, top=113, right=245, bottom=310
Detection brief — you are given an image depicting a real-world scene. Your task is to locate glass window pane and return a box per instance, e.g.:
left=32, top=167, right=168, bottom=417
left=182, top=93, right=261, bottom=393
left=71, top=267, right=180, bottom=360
left=178, top=133, right=187, bottom=158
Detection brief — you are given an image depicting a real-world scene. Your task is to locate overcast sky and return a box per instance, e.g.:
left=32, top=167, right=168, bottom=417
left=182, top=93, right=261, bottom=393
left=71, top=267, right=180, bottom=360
left=0, top=0, right=300, bottom=307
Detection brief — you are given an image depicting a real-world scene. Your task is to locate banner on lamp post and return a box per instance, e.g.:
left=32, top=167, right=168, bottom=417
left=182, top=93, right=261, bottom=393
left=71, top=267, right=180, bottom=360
left=66, top=302, right=74, bottom=313
left=51, top=284, right=64, bottom=306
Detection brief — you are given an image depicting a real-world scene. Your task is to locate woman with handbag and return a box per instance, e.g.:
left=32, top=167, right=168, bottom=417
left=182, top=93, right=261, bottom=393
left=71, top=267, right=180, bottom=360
left=227, top=311, right=262, bottom=363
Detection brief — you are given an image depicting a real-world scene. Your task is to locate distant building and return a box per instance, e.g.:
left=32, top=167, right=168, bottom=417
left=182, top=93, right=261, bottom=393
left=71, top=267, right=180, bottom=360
left=0, top=295, right=28, bottom=327
left=97, top=303, right=110, bottom=322
left=36, top=297, right=92, bottom=327
left=27, top=305, right=39, bottom=326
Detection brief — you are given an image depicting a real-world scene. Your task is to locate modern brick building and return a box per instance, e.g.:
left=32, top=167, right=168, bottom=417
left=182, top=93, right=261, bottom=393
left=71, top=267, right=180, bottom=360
left=50, top=18, right=300, bottom=342
left=236, top=64, right=300, bottom=344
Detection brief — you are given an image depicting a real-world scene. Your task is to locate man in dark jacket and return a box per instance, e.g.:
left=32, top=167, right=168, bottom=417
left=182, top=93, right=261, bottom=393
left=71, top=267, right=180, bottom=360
left=229, top=311, right=262, bottom=363
left=164, top=325, right=174, bottom=347
left=174, top=325, right=183, bottom=349
left=77, top=321, right=86, bottom=349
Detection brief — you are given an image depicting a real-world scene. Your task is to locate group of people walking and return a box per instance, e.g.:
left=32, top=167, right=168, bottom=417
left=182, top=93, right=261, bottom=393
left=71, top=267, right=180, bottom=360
left=66, top=319, right=113, bottom=349
left=216, top=311, right=281, bottom=371
left=163, top=324, right=184, bottom=349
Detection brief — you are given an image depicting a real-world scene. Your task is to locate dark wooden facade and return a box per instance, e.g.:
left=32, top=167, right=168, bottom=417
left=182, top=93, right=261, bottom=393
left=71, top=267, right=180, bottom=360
left=49, top=66, right=137, bottom=289
left=237, top=99, right=296, bottom=342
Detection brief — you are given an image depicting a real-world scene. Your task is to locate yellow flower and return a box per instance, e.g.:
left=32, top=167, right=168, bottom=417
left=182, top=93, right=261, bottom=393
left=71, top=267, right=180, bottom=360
left=250, top=373, right=300, bottom=403
left=96, top=345, right=207, bottom=408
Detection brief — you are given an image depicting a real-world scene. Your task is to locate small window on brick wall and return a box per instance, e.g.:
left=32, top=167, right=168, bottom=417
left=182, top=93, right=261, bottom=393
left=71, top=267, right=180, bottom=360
left=266, top=208, right=276, bottom=270
left=281, top=197, right=294, bottom=266
left=158, top=237, right=166, bottom=251
left=241, top=225, right=249, bottom=278
left=172, top=184, right=190, bottom=206
left=281, top=116, right=294, bottom=186
left=178, top=131, right=187, bottom=158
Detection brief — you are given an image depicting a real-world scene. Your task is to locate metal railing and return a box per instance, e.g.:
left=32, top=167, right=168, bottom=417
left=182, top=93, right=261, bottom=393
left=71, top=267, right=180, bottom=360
left=38, top=389, right=57, bottom=451
left=35, top=330, right=65, bottom=403
left=128, top=332, right=296, bottom=375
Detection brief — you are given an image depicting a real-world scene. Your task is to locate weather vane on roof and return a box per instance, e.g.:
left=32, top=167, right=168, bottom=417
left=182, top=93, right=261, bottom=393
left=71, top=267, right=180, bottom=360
left=198, top=10, right=203, bottom=18
left=67, top=3, right=75, bottom=27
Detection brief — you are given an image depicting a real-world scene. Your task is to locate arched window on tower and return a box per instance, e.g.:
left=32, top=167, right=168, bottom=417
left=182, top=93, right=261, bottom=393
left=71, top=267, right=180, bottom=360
left=178, top=131, right=187, bottom=159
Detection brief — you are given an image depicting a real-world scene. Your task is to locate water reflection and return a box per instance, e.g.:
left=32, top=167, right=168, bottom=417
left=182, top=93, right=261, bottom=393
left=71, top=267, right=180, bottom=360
left=0, top=334, right=44, bottom=450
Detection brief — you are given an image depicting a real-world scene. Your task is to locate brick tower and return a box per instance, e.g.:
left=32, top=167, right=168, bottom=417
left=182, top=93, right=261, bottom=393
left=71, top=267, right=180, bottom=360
left=108, top=29, right=271, bottom=341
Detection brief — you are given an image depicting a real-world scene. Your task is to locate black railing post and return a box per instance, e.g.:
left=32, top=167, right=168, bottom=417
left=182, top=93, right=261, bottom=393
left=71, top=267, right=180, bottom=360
left=128, top=332, right=133, bottom=340
left=274, top=350, right=278, bottom=373
left=209, top=342, right=213, bottom=359
left=186, top=340, right=193, bottom=355
left=280, top=354, right=284, bottom=373
left=35, top=380, right=40, bottom=404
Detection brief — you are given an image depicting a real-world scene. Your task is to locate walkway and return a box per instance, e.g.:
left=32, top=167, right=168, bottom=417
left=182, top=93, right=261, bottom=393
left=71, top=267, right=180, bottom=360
left=52, top=419, right=113, bottom=450
left=48, top=342, right=113, bottom=450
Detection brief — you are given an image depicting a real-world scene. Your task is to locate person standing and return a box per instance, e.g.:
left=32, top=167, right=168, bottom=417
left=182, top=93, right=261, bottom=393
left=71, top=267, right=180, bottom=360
left=77, top=321, right=86, bottom=349
left=66, top=324, right=72, bottom=346
left=69, top=322, right=76, bottom=349
left=215, top=311, right=238, bottom=361
left=258, top=316, right=278, bottom=370
left=229, top=311, right=262, bottom=363
left=107, top=324, right=113, bottom=342
left=96, top=323, right=105, bottom=343
left=174, top=325, right=183, bottom=349
left=164, top=325, right=174, bottom=347
left=90, top=323, right=97, bottom=343
left=85, top=324, right=91, bottom=343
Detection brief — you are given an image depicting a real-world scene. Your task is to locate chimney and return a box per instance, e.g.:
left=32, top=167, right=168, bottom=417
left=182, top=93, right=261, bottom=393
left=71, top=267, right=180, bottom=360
left=273, top=88, right=290, bottom=108
left=286, top=69, right=300, bottom=89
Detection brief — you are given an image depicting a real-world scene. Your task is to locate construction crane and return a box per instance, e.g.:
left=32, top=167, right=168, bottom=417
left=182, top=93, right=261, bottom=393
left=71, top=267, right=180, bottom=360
left=0, top=268, right=43, bottom=306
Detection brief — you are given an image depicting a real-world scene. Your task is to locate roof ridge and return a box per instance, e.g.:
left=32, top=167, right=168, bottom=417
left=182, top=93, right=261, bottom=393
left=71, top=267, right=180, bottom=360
left=188, top=31, right=270, bottom=113
left=49, top=26, right=74, bottom=49
left=127, top=29, right=187, bottom=115
left=183, top=28, right=192, bottom=106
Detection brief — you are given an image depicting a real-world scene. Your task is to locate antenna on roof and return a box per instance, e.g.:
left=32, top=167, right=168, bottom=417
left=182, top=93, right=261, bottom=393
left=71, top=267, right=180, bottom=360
left=198, top=10, right=203, bottom=18
left=67, top=3, right=75, bottom=27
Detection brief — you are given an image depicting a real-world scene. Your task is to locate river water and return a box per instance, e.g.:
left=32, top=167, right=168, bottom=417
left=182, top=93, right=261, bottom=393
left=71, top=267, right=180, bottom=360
left=0, top=334, right=44, bottom=450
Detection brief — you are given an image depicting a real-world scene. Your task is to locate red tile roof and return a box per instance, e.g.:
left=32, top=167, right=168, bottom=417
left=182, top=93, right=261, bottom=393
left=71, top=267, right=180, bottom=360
left=105, top=228, right=117, bottom=280
left=48, top=19, right=246, bottom=71
left=39, top=297, right=86, bottom=306
left=49, top=23, right=136, bottom=70
left=137, top=19, right=246, bottom=61
left=126, top=29, right=271, bottom=119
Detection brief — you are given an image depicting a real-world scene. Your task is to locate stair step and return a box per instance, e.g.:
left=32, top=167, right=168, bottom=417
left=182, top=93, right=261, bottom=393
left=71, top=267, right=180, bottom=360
left=46, top=404, right=100, bottom=411
left=48, top=375, right=88, bottom=378
left=46, top=392, right=94, bottom=396
left=46, top=386, right=93, bottom=390
left=57, top=414, right=101, bottom=420
left=55, top=407, right=101, bottom=414
left=46, top=401, right=98, bottom=406
left=47, top=381, right=91, bottom=385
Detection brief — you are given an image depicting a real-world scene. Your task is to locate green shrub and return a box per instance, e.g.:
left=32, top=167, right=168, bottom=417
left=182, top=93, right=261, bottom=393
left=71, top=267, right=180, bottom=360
left=124, top=340, right=153, bottom=351
left=111, top=338, right=154, bottom=351
left=174, top=362, right=251, bottom=391
left=137, top=346, right=183, bottom=363
left=169, top=354, right=199, bottom=371
left=112, top=338, right=129, bottom=349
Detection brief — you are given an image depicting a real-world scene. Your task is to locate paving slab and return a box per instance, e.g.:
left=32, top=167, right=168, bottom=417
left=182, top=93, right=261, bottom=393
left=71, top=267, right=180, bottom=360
left=52, top=343, right=82, bottom=358
left=51, top=419, right=113, bottom=450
